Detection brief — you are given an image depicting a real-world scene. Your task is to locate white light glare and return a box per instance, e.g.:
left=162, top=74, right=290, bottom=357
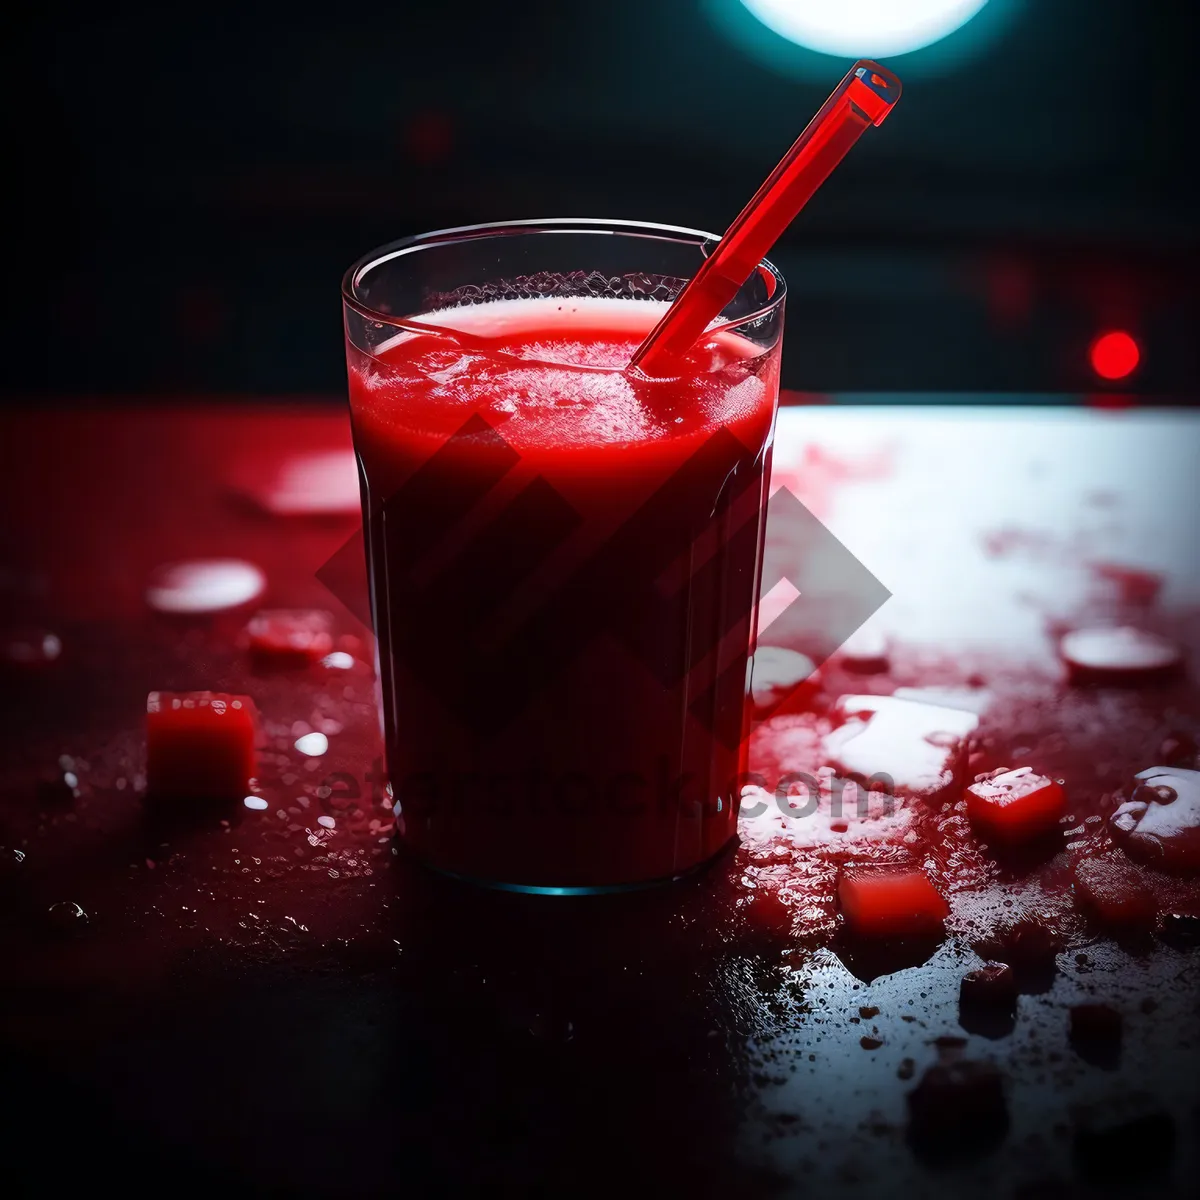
left=740, top=0, right=990, bottom=57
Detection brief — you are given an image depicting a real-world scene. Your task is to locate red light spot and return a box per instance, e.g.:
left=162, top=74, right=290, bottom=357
left=1089, top=331, right=1140, bottom=381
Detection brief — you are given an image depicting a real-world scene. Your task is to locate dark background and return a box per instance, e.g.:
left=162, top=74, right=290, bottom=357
left=3, top=0, right=1197, bottom=400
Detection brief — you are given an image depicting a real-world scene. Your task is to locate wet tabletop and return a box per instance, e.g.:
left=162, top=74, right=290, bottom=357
left=2, top=401, right=1199, bottom=1198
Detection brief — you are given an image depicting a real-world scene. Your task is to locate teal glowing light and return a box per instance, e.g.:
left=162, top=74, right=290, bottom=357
left=710, top=0, right=1020, bottom=79
left=430, top=864, right=706, bottom=895
left=739, top=0, right=990, bottom=57
left=453, top=876, right=688, bottom=896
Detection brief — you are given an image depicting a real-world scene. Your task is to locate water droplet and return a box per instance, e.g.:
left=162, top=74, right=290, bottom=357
left=321, top=651, right=356, bottom=670
left=243, top=795, right=269, bottom=811
left=2, top=628, right=62, bottom=667
left=527, top=1011, right=575, bottom=1041
left=1157, top=907, right=1200, bottom=947
left=1060, top=626, right=1181, bottom=681
left=749, top=646, right=817, bottom=716
left=37, top=771, right=80, bottom=806
left=294, top=732, right=329, bottom=757
left=146, top=559, right=266, bottom=614
left=1, top=846, right=27, bottom=883
left=46, top=901, right=89, bottom=935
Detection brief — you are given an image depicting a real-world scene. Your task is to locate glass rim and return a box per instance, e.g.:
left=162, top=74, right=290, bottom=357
left=341, top=217, right=787, bottom=333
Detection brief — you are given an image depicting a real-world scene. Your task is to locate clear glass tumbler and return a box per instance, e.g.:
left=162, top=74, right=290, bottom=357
left=342, top=219, right=785, bottom=892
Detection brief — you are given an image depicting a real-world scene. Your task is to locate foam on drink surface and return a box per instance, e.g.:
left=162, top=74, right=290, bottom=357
left=350, top=297, right=774, bottom=451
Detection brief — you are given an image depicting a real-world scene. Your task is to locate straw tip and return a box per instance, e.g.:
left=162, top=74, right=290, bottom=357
left=851, top=61, right=902, bottom=126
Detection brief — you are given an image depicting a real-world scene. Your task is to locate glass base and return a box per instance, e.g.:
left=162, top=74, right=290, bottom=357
left=394, top=835, right=738, bottom=895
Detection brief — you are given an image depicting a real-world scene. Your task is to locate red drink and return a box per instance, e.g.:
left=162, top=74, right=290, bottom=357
left=343, top=223, right=785, bottom=890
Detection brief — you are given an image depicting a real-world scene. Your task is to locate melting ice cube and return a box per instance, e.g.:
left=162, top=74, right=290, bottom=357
left=1111, top=766, right=1200, bottom=873
left=146, top=559, right=266, bottom=615
left=824, top=694, right=979, bottom=795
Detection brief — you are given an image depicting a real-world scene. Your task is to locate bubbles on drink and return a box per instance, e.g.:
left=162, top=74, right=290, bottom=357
left=350, top=297, right=774, bottom=450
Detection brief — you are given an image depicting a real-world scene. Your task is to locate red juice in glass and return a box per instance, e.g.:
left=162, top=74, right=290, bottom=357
left=342, top=221, right=785, bottom=891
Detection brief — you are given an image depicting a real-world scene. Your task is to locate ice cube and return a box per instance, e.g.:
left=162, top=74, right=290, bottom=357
left=824, top=694, right=979, bottom=795
left=146, top=559, right=265, bottom=615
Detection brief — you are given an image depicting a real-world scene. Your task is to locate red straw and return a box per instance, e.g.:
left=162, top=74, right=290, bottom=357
left=630, top=60, right=901, bottom=377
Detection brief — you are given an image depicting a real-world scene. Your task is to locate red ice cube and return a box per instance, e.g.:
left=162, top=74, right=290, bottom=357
left=146, top=691, right=258, bottom=802
left=1069, top=1003, right=1122, bottom=1068
left=965, top=767, right=1066, bottom=845
left=1072, top=854, right=1155, bottom=928
left=1073, top=1097, right=1175, bottom=1185
left=244, top=609, right=333, bottom=666
left=958, top=962, right=1017, bottom=1039
left=837, top=863, right=949, bottom=939
left=960, top=962, right=1017, bottom=1007
left=977, top=918, right=1064, bottom=994
left=743, top=887, right=794, bottom=940
left=906, top=1059, right=1009, bottom=1164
